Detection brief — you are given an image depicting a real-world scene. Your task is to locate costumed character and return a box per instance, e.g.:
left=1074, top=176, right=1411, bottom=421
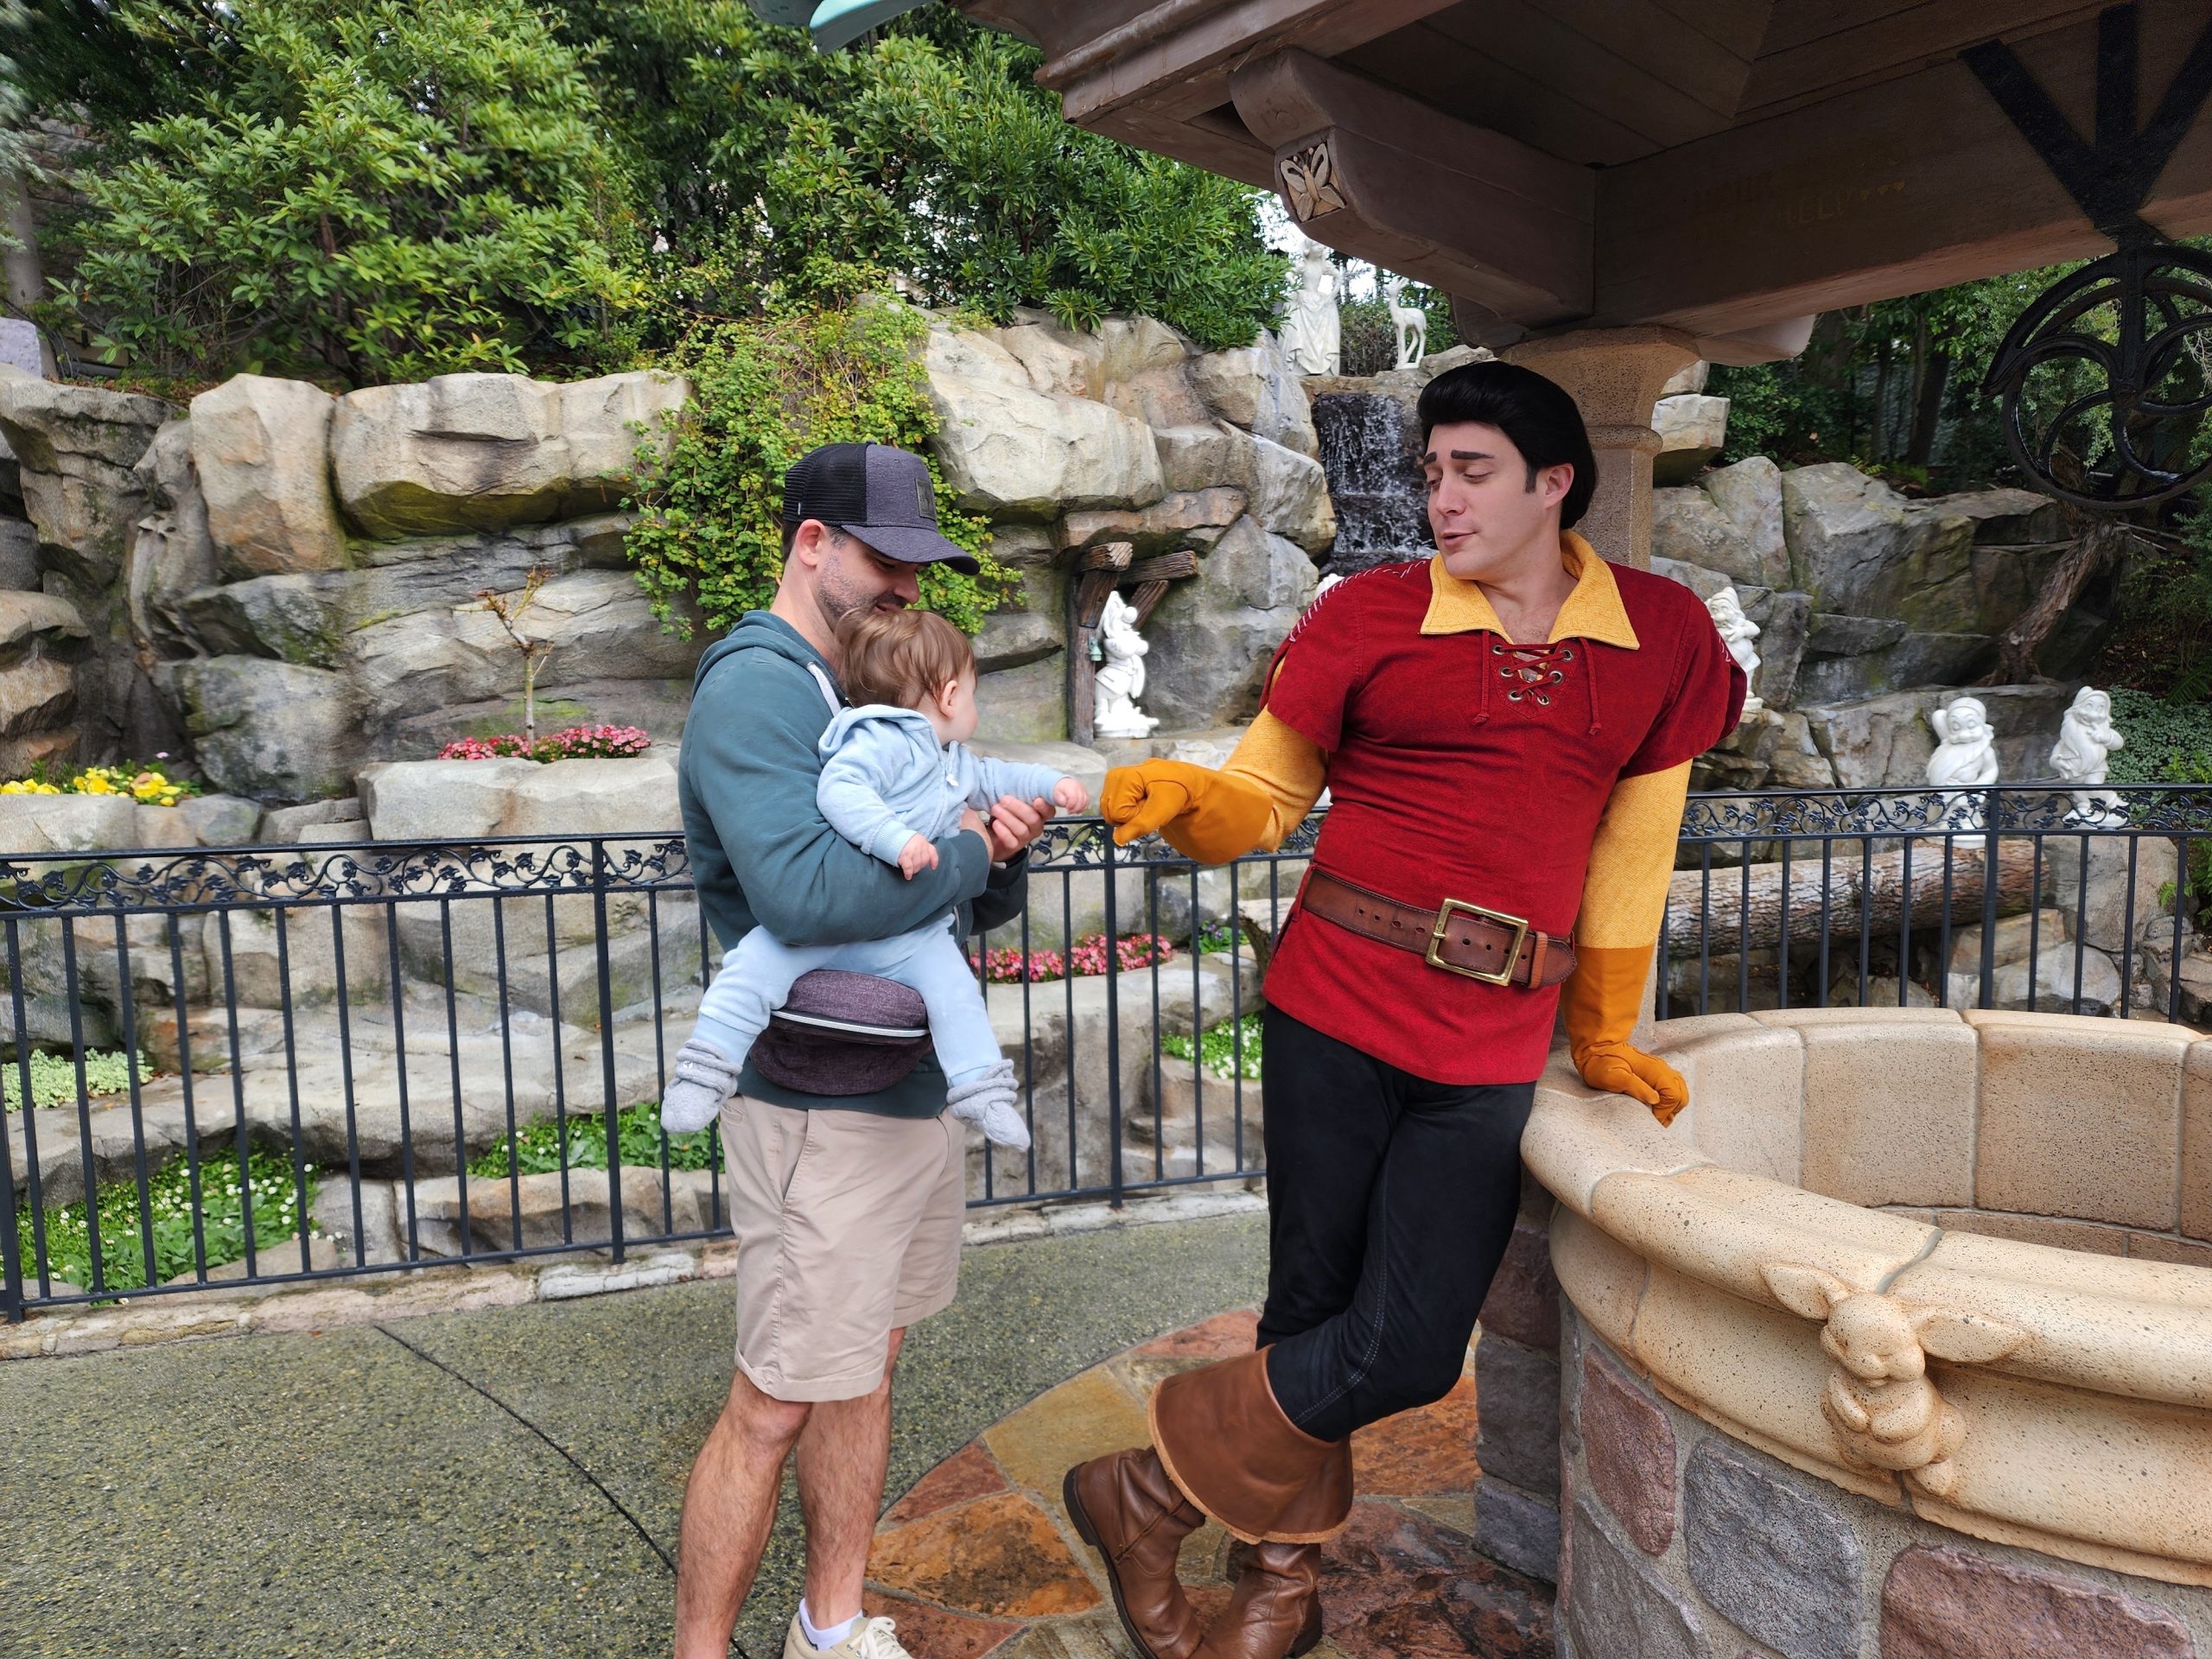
left=1060, top=362, right=1744, bottom=1659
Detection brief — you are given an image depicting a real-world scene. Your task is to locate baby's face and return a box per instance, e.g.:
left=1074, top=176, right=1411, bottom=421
left=928, top=668, right=980, bottom=745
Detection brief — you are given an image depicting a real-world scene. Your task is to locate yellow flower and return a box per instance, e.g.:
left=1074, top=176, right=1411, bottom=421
left=78, top=773, right=111, bottom=794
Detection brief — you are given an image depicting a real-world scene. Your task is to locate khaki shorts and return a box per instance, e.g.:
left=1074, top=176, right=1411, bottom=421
left=720, top=1094, right=964, bottom=1402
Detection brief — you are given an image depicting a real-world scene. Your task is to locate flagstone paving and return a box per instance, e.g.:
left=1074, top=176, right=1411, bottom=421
left=859, top=1309, right=1556, bottom=1658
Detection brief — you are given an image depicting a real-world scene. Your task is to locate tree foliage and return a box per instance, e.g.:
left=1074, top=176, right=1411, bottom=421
left=1709, top=264, right=2079, bottom=486
left=557, top=1, right=1287, bottom=352
left=58, top=0, right=638, bottom=385
left=625, top=297, right=1015, bottom=639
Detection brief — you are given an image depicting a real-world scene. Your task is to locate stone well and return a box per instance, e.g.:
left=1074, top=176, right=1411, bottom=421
left=1503, top=1007, right=2212, bottom=1658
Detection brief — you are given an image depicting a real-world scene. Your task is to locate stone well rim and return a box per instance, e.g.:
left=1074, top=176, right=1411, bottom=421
left=1524, top=1006, right=2212, bottom=1587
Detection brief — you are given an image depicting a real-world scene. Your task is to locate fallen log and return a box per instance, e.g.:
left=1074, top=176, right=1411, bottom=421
left=1664, top=837, right=2048, bottom=960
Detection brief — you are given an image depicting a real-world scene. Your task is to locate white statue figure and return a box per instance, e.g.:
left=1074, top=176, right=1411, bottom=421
left=2050, top=685, right=2126, bottom=823
left=1093, top=591, right=1160, bottom=739
left=1383, top=275, right=1428, bottom=371
left=1279, top=233, right=1341, bottom=376
left=1927, top=696, right=1999, bottom=830
left=1706, top=586, right=1763, bottom=719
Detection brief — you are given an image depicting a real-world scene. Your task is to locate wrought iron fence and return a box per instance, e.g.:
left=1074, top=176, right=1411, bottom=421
left=3, top=783, right=2206, bottom=1319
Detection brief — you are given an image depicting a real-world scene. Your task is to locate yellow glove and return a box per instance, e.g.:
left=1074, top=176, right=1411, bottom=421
left=1098, top=760, right=1273, bottom=863
left=1560, top=943, right=1688, bottom=1126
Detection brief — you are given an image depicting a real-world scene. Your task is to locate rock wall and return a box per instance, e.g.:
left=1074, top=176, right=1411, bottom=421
left=1652, top=457, right=2090, bottom=791
left=0, top=365, right=696, bottom=802
left=0, top=311, right=1334, bottom=798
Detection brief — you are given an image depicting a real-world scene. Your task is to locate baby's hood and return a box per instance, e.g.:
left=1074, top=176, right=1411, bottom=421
left=817, top=702, right=939, bottom=758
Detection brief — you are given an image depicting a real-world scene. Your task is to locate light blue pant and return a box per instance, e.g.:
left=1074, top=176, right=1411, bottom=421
left=693, top=916, right=1001, bottom=1088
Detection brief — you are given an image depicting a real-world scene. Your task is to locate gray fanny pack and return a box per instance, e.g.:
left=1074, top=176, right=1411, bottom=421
left=749, top=662, right=938, bottom=1096
left=755, top=968, right=933, bottom=1096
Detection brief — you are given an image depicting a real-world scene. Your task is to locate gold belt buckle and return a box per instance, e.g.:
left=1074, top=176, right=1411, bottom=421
left=1427, top=898, right=1530, bottom=986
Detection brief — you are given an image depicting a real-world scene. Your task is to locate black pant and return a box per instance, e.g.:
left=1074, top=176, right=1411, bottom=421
left=1258, top=1004, right=1535, bottom=1443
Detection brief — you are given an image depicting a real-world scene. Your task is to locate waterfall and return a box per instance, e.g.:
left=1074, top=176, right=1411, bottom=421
left=1312, top=391, right=1432, bottom=577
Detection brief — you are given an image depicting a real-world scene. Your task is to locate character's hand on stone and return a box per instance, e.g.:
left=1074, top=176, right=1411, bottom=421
left=1575, top=1042, right=1689, bottom=1126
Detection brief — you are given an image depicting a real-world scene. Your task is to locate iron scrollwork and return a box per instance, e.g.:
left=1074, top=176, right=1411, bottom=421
left=1967, top=3, right=2212, bottom=509
left=0, top=834, right=696, bottom=914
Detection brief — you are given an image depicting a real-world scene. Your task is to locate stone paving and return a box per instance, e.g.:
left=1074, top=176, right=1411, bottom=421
left=859, top=1308, right=1554, bottom=1659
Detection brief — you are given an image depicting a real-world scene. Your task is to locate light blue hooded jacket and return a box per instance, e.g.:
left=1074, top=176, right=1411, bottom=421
left=817, top=706, right=1068, bottom=867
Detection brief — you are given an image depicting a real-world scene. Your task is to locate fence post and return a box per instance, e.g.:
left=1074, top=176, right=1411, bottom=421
left=1103, top=826, right=1124, bottom=1210
left=593, top=837, right=626, bottom=1263
left=1979, top=790, right=2003, bottom=1009
left=0, top=1084, right=21, bottom=1322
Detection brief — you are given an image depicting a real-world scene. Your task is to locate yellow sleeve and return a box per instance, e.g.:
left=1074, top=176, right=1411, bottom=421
left=1560, top=760, right=1693, bottom=1120
left=1217, top=710, right=1327, bottom=854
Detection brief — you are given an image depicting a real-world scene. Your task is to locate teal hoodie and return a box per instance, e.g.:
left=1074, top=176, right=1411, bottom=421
left=677, top=610, right=1021, bottom=1116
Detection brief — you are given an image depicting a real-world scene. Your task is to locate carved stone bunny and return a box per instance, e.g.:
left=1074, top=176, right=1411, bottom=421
left=1763, top=1263, right=2024, bottom=1498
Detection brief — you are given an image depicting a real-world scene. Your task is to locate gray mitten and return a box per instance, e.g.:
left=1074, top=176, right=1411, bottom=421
left=945, top=1058, right=1031, bottom=1151
left=660, top=1036, right=742, bottom=1135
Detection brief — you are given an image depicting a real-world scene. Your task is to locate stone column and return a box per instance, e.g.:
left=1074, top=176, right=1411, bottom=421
left=1507, top=326, right=1700, bottom=1046
left=1503, top=326, right=1699, bottom=572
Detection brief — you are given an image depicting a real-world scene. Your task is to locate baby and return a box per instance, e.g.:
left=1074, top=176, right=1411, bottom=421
left=659, top=607, right=1088, bottom=1149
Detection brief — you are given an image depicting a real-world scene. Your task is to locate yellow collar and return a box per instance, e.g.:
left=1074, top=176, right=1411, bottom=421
left=1417, top=531, right=1640, bottom=649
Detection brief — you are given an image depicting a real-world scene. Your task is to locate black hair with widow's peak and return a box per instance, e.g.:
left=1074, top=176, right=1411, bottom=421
left=1416, top=360, right=1598, bottom=530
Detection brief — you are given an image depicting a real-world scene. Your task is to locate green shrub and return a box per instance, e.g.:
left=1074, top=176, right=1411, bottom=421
left=1161, top=1013, right=1263, bottom=1082
left=2, top=1048, right=149, bottom=1113
left=2107, top=688, right=2212, bottom=785
left=469, top=1100, right=719, bottom=1180
left=62, top=0, right=638, bottom=385
left=21, top=1147, right=315, bottom=1294
left=625, top=299, right=1014, bottom=638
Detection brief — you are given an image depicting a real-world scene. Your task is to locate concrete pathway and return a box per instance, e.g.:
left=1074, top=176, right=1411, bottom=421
left=0, top=1213, right=1268, bottom=1658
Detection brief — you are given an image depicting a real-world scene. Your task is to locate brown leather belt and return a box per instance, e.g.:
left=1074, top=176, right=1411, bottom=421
left=1299, top=870, right=1576, bottom=988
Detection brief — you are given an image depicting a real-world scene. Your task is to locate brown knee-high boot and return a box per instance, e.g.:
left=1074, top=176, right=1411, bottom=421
left=1066, top=1352, right=1348, bottom=1659
left=1194, top=1443, right=1353, bottom=1659
left=1063, top=1446, right=1207, bottom=1659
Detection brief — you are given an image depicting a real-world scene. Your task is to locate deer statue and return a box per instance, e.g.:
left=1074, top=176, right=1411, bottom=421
left=1383, top=276, right=1428, bottom=371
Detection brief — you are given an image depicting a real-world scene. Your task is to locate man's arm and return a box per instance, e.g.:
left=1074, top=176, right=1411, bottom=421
left=1096, top=711, right=1326, bottom=862
left=1560, top=760, right=1692, bottom=1122
left=688, top=655, right=988, bottom=946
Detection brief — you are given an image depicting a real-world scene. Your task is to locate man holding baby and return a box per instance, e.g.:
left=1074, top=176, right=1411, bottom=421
left=668, top=442, right=1078, bottom=1659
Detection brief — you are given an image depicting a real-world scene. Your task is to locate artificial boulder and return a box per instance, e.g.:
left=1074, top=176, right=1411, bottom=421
left=924, top=326, right=1166, bottom=518
left=130, top=418, right=217, bottom=646
left=1248, top=435, right=1337, bottom=553
left=1653, top=467, right=1789, bottom=590
left=1780, top=463, right=1976, bottom=620
left=1187, top=334, right=1319, bottom=459
left=1141, top=517, right=1318, bottom=730
left=189, top=375, right=347, bottom=577
left=168, top=656, right=364, bottom=804
left=1651, top=393, right=1729, bottom=483
left=0, top=372, right=170, bottom=588
left=331, top=370, right=688, bottom=540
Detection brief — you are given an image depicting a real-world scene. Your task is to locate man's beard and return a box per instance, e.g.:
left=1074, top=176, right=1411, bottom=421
left=817, top=561, right=902, bottom=628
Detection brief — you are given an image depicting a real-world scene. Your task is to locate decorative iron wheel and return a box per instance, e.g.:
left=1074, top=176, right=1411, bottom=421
left=1981, top=240, right=2212, bottom=509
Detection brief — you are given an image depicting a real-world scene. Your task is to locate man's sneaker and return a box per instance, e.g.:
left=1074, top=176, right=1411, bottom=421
left=782, top=1612, right=915, bottom=1659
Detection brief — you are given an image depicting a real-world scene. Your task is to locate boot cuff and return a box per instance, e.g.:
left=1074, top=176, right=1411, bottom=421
left=1148, top=1351, right=1347, bottom=1545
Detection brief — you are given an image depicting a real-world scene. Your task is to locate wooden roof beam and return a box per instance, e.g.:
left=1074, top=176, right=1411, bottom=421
left=1595, top=0, right=2212, bottom=336
left=1031, top=0, right=1465, bottom=126
left=1230, top=48, right=1596, bottom=340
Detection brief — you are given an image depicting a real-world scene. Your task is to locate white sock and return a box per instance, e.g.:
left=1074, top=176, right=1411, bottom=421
left=798, top=1599, right=860, bottom=1651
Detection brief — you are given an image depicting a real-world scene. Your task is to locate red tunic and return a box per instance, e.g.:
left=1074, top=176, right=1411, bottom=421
left=1259, top=550, right=1738, bottom=1084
